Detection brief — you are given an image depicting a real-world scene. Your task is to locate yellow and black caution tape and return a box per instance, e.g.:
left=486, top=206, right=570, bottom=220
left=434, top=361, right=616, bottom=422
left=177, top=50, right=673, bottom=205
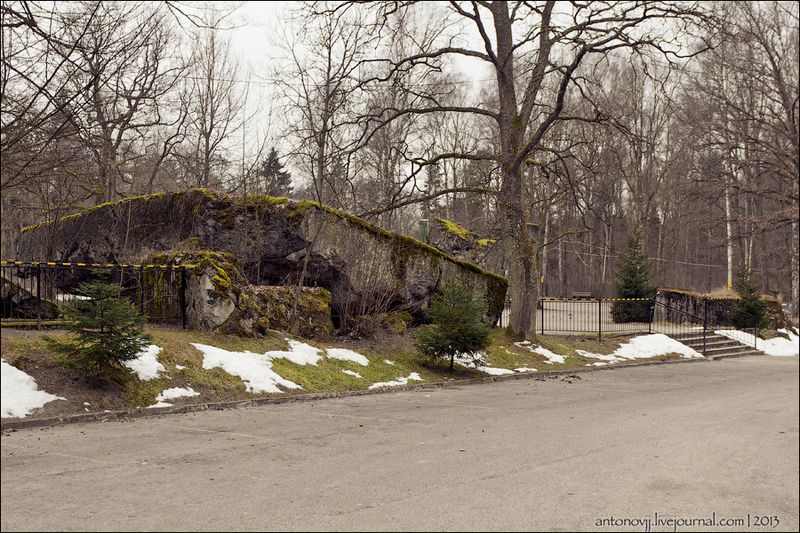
left=540, top=297, right=652, bottom=301
left=1, top=260, right=197, bottom=270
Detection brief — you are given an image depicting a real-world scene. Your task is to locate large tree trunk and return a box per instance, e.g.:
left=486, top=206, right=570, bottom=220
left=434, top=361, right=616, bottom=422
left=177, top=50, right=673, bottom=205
left=792, top=178, right=799, bottom=316
left=500, top=168, right=538, bottom=338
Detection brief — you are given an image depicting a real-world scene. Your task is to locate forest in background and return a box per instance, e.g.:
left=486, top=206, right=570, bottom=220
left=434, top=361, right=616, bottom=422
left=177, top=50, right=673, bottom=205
left=1, top=1, right=797, bottom=335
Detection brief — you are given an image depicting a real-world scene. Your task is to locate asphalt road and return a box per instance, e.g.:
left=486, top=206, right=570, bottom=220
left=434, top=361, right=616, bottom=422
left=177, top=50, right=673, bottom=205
left=2, top=356, right=798, bottom=532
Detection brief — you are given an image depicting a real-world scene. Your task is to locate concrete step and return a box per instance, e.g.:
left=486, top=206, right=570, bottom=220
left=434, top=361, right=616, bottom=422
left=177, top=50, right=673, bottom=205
left=702, top=344, right=755, bottom=354
left=669, top=331, right=728, bottom=342
left=667, top=331, right=767, bottom=359
left=708, top=350, right=765, bottom=360
left=681, top=342, right=748, bottom=352
left=679, top=337, right=741, bottom=346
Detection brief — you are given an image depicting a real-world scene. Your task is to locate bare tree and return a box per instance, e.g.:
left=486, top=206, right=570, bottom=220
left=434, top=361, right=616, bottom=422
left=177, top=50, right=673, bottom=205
left=178, top=14, right=244, bottom=190
left=347, top=1, right=708, bottom=337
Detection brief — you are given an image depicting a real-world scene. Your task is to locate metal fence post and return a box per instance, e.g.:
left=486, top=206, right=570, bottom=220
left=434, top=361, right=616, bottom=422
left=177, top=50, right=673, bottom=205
left=702, top=311, right=707, bottom=356
left=597, top=297, right=602, bottom=341
left=35, top=264, right=42, bottom=330
left=540, top=299, right=544, bottom=336
left=180, top=266, right=187, bottom=330
left=139, top=266, right=145, bottom=316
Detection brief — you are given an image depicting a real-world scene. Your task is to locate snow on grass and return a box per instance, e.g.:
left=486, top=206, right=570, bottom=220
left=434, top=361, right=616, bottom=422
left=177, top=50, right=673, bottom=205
left=578, top=333, right=702, bottom=364
left=615, top=334, right=702, bottom=359
left=175, top=365, right=186, bottom=370
left=383, top=359, right=396, bottom=366
left=147, top=386, right=200, bottom=408
left=193, top=343, right=302, bottom=394
left=453, top=351, right=486, bottom=368
left=453, top=352, right=515, bottom=375
left=191, top=340, right=370, bottom=394
left=267, top=339, right=323, bottom=366
left=157, top=386, right=199, bottom=401
left=514, top=367, right=538, bottom=373
left=514, top=341, right=567, bottom=364
left=715, top=329, right=799, bottom=357
left=368, top=372, right=423, bottom=390
left=326, top=348, right=369, bottom=366
left=477, top=366, right=515, bottom=376
left=124, top=345, right=166, bottom=381
left=1, top=358, right=65, bottom=418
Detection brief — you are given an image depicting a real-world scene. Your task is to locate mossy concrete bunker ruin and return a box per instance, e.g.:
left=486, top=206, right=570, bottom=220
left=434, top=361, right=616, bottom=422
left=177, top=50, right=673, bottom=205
left=15, top=189, right=508, bottom=330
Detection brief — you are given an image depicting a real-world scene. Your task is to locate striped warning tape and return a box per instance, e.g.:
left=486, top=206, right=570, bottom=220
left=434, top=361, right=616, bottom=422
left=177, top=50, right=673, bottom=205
left=540, top=297, right=653, bottom=301
left=0, top=260, right=197, bottom=270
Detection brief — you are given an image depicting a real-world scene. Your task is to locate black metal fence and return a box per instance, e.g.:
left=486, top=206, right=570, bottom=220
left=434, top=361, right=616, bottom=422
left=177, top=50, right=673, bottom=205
left=1, top=261, right=189, bottom=328
left=537, top=297, right=653, bottom=337
left=499, top=296, right=760, bottom=348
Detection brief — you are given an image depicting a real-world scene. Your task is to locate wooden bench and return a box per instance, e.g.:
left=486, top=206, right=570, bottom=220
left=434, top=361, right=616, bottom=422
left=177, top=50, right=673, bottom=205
left=571, top=291, right=593, bottom=299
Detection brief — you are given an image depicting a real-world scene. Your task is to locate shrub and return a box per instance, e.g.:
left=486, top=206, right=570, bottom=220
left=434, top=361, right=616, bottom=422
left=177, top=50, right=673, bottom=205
left=46, top=281, right=152, bottom=385
left=416, top=284, right=490, bottom=371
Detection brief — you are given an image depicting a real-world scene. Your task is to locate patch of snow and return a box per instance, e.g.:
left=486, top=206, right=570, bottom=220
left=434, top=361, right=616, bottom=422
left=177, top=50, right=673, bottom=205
left=341, top=369, right=363, bottom=379
left=193, top=343, right=302, bottom=394
left=156, top=386, right=199, bottom=402
left=514, top=367, right=538, bottom=373
left=124, top=345, right=166, bottom=381
left=616, top=334, right=701, bottom=359
left=1, top=359, right=65, bottom=418
left=147, top=401, right=173, bottom=409
left=533, top=346, right=566, bottom=364
left=83, top=402, right=90, bottom=406
left=175, top=365, right=186, bottom=370
left=579, top=333, right=702, bottom=364
left=576, top=349, right=619, bottom=362
left=326, top=348, right=369, bottom=366
left=514, top=342, right=566, bottom=364
left=715, top=329, right=799, bottom=357
left=267, top=339, right=323, bottom=366
left=146, top=386, right=199, bottom=408
left=383, top=359, right=396, bottom=366
left=368, top=372, right=422, bottom=390
left=476, top=366, right=515, bottom=376
left=453, top=351, right=487, bottom=368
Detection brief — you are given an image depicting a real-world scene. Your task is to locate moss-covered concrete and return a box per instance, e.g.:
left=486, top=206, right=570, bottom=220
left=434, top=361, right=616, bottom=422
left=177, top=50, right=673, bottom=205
left=15, top=189, right=508, bottom=325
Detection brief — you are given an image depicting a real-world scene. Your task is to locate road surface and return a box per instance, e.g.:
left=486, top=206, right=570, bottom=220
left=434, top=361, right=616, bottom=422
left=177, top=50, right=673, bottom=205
left=2, top=356, right=798, bottom=531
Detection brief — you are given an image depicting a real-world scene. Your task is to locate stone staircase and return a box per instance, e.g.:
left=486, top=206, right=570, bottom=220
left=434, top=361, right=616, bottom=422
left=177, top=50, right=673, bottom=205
left=670, top=331, right=766, bottom=360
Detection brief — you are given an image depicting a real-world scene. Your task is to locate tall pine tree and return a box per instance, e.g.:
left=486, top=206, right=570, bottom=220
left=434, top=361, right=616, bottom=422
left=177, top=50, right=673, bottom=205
left=612, top=229, right=654, bottom=323
left=732, top=266, right=769, bottom=329
left=258, top=147, right=292, bottom=196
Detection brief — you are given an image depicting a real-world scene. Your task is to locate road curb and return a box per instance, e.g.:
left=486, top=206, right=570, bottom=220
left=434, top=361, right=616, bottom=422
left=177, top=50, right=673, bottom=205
left=1, top=356, right=709, bottom=431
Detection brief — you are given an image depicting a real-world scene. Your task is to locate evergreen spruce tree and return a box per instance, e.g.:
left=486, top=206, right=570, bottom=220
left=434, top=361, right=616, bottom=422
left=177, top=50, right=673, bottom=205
left=259, top=147, right=293, bottom=196
left=612, top=229, right=654, bottom=323
left=46, top=281, right=152, bottom=385
left=732, top=266, right=769, bottom=329
left=416, top=284, right=490, bottom=371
